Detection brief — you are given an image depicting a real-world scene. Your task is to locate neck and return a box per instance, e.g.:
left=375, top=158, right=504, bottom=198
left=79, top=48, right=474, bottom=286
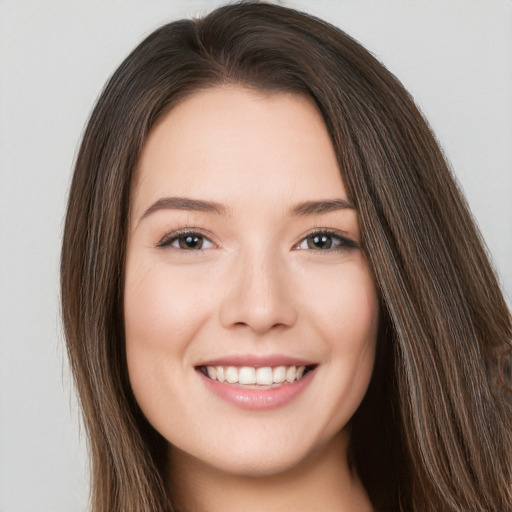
left=166, top=430, right=373, bottom=512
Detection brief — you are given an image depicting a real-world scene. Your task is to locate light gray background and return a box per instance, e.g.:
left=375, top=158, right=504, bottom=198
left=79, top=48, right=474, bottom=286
left=1, top=1, right=511, bottom=511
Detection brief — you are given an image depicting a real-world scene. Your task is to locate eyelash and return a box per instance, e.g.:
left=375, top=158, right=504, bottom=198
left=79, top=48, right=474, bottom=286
left=295, top=228, right=359, bottom=251
left=156, top=228, right=358, bottom=252
left=156, top=229, right=215, bottom=250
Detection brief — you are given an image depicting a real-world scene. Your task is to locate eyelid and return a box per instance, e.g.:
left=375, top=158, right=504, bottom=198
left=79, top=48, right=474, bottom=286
left=156, top=228, right=217, bottom=249
left=293, top=228, right=359, bottom=250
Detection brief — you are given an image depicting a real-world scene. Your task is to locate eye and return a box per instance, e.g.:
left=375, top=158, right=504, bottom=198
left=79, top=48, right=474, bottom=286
left=157, top=231, right=214, bottom=250
left=295, top=230, right=358, bottom=251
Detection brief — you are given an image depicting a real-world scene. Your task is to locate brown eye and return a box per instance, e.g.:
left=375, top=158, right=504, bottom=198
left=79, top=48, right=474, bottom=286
left=307, top=234, right=333, bottom=250
left=178, top=234, right=204, bottom=250
left=296, top=230, right=358, bottom=251
left=157, top=231, right=214, bottom=250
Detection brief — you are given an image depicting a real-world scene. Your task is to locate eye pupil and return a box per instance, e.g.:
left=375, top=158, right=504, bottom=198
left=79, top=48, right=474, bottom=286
left=179, top=234, right=203, bottom=250
left=308, top=234, right=332, bottom=250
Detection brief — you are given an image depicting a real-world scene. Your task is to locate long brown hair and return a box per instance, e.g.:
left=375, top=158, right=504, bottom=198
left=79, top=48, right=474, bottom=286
left=61, top=2, right=512, bottom=511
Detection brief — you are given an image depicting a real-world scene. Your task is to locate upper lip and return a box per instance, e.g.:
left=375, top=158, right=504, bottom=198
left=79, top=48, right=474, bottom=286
left=196, top=353, right=316, bottom=368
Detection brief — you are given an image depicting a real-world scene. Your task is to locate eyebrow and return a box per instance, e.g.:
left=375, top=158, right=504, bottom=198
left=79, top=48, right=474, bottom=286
left=138, top=196, right=355, bottom=224
left=290, top=199, right=355, bottom=215
left=139, top=197, right=229, bottom=222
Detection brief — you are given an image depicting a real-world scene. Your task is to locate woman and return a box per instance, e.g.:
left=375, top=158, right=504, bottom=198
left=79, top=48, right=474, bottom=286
left=61, top=2, right=512, bottom=511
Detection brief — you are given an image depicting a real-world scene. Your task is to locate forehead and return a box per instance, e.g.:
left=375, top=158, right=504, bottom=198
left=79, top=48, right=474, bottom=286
left=131, top=86, right=347, bottom=219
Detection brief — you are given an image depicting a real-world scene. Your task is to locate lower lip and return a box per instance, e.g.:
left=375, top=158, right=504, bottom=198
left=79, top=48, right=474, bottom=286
left=198, top=369, right=315, bottom=411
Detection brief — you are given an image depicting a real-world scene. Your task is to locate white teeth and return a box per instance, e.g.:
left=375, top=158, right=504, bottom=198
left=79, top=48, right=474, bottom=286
left=285, top=366, right=296, bottom=383
left=203, top=364, right=310, bottom=386
left=239, top=366, right=256, bottom=385
left=256, top=367, right=273, bottom=386
left=272, top=366, right=286, bottom=383
left=225, top=366, right=238, bottom=384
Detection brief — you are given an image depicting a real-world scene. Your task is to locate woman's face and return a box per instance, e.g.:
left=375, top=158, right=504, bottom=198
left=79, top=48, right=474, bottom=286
left=124, top=86, right=379, bottom=476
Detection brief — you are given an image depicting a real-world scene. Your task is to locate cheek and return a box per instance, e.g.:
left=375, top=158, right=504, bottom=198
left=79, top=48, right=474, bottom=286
left=302, top=261, right=379, bottom=421
left=330, top=265, right=379, bottom=375
left=335, top=269, right=379, bottom=410
left=124, top=259, right=220, bottom=351
left=304, top=259, right=379, bottom=348
left=123, top=261, right=213, bottom=412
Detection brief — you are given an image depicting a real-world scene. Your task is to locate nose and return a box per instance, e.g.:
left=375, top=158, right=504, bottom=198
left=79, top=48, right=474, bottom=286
left=218, top=248, right=297, bottom=334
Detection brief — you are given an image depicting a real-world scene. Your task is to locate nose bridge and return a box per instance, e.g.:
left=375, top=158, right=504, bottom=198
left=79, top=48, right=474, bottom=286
left=219, top=242, right=296, bottom=333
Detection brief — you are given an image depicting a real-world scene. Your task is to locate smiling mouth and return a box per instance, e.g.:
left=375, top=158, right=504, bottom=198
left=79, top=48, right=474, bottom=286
left=198, top=364, right=316, bottom=387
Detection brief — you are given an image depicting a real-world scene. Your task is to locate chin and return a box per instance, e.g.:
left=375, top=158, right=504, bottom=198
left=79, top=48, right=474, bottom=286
left=207, top=450, right=312, bottom=479
left=181, top=426, right=348, bottom=480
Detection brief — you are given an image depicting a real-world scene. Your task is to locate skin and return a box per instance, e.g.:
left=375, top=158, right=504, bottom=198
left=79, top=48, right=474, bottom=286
left=124, top=86, right=379, bottom=512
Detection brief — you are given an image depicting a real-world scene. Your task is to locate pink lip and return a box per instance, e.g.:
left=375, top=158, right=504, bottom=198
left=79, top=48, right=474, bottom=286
left=197, top=367, right=316, bottom=411
left=197, top=353, right=314, bottom=368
